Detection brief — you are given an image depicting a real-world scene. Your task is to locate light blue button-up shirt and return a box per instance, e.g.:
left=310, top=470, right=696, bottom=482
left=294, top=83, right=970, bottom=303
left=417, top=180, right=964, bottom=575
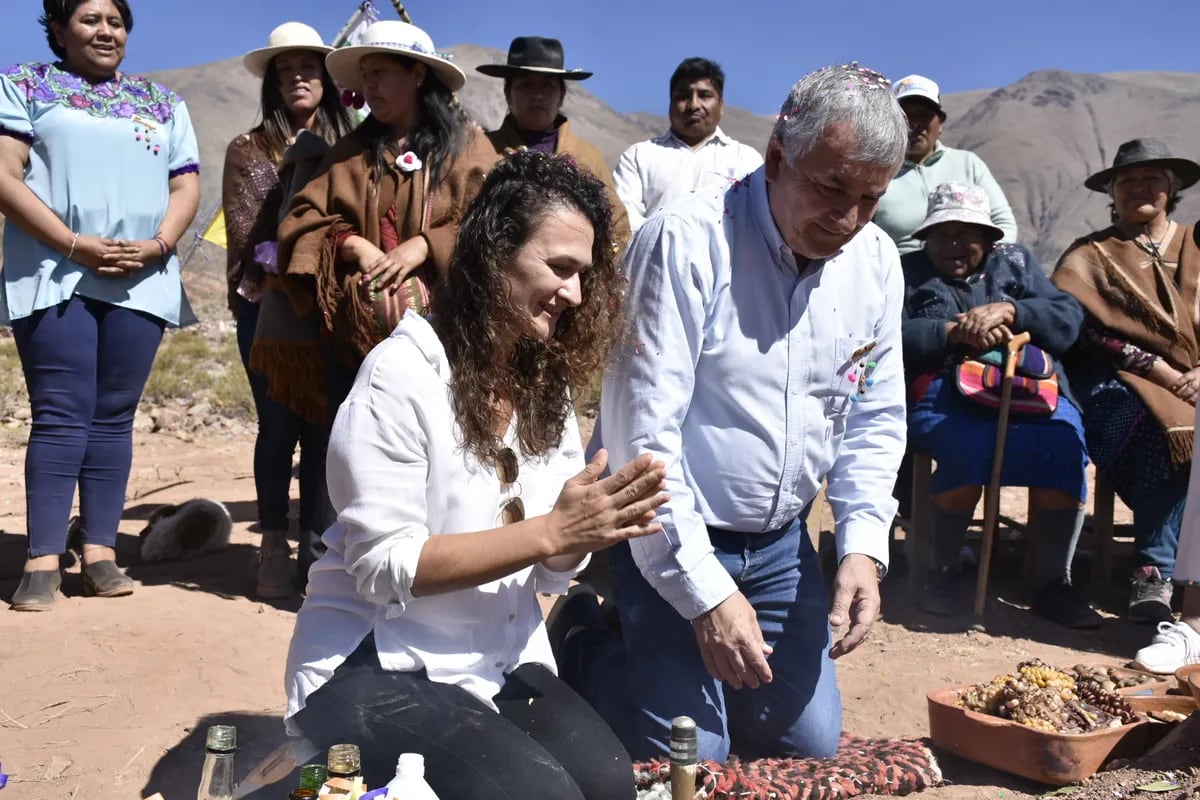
left=599, top=167, right=906, bottom=620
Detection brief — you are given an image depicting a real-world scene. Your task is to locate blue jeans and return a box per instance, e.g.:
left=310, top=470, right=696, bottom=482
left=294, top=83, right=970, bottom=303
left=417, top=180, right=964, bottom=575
left=571, top=517, right=842, bottom=762
left=235, top=297, right=333, bottom=534
left=12, top=296, right=164, bottom=556
left=1132, top=473, right=1186, bottom=579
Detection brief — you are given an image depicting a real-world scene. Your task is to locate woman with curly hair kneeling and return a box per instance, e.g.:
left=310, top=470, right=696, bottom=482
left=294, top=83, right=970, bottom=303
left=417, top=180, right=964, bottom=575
left=283, top=151, right=665, bottom=799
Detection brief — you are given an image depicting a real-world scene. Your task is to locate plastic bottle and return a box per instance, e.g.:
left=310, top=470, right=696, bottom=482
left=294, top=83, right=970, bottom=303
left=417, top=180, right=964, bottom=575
left=384, top=753, right=439, bottom=800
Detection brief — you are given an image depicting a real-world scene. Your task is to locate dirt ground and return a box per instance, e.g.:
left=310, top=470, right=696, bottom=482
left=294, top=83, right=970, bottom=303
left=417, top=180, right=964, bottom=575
left=0, top=429, right=1187, bottom=799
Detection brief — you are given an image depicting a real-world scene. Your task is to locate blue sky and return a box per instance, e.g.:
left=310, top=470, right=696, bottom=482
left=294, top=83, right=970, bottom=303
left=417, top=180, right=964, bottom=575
left=3, top=0, right=1198, bottom=115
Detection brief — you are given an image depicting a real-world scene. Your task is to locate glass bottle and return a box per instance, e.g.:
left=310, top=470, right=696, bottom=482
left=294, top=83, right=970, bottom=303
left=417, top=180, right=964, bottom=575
left=288, top=790, right=317, bottom=800
left=298, top=763, right=327, bottom=790
left=196, top=724, right=237, bottom=800
left=325, top=744, right=361, bottom=779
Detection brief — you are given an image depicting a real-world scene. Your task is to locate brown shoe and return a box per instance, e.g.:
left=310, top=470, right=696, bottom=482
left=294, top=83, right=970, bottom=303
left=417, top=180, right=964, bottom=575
left=256, top=534, right=295, bottom=599
left=11, top=570, right=61, bottom=611
left=81, top=560, right=135, bottom=597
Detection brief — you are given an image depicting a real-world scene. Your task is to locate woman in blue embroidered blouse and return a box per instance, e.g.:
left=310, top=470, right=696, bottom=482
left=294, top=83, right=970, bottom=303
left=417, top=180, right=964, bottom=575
left=0, top=0, right=200, bottom=611
left=902, top=183, right=1097, bottom=629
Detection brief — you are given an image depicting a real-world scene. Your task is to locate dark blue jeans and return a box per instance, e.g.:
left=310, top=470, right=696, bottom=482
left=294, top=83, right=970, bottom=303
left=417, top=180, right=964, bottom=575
left=568, top=517, right=842, bottom=762
left=13, top=296, right=164, bottom=557
left=235, top=297, right=333, bottom=534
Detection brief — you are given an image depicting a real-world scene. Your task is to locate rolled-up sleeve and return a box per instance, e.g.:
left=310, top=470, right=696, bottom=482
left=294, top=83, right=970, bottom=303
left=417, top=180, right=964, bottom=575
left=531, top=406, right=590, bottom=594
left=601, top=214, right=737, bottom=620
left=326, top=346, right=431, bottom=612
left=825, top=239, right=906, bottom=568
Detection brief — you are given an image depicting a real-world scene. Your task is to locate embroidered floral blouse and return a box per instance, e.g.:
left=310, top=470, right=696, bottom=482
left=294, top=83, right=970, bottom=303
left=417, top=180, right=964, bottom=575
left=0, top=62, right=200, bottom=325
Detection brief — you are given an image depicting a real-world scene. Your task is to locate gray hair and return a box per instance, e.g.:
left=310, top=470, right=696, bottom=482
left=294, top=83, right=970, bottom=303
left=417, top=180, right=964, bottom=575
left=770, top=63, right=907, bottom=170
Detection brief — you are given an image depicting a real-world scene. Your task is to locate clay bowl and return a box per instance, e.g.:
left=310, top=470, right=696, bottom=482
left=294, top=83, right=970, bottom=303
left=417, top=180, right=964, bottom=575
left=1067, top=664, right=1171, bottom=697
left=1173, top=663, right=1200, bottom=697
left=927, top=687, right=1149, bottom=786
left=1128, top=693, right=1198, bottom=720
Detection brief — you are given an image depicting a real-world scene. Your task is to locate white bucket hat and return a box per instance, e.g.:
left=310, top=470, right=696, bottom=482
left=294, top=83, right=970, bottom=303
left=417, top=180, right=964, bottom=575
left=912, top=182, right=1006, bottom=241
left=243, top=22, right=333, bottom=79
left=325, top=20, right=466, bottom=94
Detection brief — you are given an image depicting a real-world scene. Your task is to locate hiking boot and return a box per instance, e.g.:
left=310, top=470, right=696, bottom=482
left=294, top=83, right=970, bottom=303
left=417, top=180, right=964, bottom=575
left=1031, top=580, right=1102, bottom=629
left=1129, top=566, right=1174, bottom=625
left=11, top=570, right=61, bottom=611
left=920, top=566, right=964, bottom=617
left=1132, top=621, right=1200, bottom=674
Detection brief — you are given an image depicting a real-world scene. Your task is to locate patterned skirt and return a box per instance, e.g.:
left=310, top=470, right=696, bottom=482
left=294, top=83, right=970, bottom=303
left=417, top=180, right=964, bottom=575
left=1071, top=364, right=1185, bottom=510
left=908, top=373, right=1088, bottom=500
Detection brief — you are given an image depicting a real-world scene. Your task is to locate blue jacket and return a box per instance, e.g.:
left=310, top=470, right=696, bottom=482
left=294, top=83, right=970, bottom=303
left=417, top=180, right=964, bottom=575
left=902, top=243, right=1084, bottom=394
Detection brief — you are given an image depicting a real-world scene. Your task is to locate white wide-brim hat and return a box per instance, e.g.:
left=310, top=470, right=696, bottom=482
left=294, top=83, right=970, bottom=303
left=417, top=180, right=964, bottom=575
left=325, top=20, right=466, bottom=94
left=243, top=22, right=334, bottom=79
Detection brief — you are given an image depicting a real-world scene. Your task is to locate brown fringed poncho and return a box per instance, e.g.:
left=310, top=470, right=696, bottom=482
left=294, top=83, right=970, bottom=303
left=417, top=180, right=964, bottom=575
left=277, top=124, right=498, bottom=367
left=1053, top=224, right=1200, bottom=466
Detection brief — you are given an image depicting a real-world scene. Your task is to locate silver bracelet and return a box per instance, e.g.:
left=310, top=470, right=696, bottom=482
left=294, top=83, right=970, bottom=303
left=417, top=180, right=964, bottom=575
left=66, top=231, right=79, bottom=261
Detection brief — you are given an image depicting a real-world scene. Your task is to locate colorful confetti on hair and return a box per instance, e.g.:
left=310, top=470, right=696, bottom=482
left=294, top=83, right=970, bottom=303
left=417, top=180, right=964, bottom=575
left=777, top=61, right=892, bottom=121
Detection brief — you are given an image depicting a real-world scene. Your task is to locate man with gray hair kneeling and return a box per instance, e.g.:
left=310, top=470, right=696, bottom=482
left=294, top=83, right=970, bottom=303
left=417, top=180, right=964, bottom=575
left=554, top=63, right=909, bottom=762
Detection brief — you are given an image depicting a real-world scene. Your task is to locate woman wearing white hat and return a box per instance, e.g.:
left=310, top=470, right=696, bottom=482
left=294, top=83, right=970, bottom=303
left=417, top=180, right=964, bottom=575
left=278, top=19, right=498, bottom=419
left=223, top=22, right=355, bottom=599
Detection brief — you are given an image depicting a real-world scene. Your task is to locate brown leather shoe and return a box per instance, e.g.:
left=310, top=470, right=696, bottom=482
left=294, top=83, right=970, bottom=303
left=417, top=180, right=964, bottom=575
left=81, top=560, right=134, bottom=597
left=11, top=570, right=61, bottom=611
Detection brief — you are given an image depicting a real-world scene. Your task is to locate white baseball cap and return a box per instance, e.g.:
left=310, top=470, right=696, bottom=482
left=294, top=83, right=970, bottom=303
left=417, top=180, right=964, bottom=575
left=893, top=74, right=945, bottom=119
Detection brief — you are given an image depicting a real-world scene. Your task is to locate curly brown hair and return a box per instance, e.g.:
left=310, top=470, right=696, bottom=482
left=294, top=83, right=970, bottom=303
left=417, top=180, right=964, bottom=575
left=433, top=151, right=624, bottom=463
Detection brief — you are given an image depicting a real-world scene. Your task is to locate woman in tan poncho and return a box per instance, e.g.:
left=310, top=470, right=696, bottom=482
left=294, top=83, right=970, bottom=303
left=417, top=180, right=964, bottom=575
left=276, top=20, right=497, bottom=588
left=277, top=20, right=498, bottom=416
left=1054, top=138, right=1200, bottom=626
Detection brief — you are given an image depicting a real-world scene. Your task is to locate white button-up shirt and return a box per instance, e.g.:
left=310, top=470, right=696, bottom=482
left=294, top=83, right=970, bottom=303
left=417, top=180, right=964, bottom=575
left=599, top=168, right=905, bottom=620
left=285, top=313, right=586, bottom=726
left=613, top=127, right=764, bottom=234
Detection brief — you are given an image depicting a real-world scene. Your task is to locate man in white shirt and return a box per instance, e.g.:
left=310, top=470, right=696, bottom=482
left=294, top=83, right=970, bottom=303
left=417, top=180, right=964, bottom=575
left=613, top=57, right=763, bottom=234
left=558, top=63, right=909, bottom=762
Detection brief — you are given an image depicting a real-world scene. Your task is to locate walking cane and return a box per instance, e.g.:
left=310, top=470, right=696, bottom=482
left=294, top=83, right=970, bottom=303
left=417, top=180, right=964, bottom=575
left=973, top=330, right=1032, bottom=616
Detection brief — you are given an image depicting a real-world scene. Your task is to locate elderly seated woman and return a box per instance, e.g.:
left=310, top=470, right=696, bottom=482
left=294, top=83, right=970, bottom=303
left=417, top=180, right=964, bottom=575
left=1054, top=138, right=1200, bottom=626
left=903, top=182, right=1098, bottom=629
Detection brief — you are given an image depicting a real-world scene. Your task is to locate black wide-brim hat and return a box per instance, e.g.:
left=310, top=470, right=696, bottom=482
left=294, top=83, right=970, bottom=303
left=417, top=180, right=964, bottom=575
left=477, top=36, right=592, bottom=80
left=1085, top=137, right=1200, bottom=192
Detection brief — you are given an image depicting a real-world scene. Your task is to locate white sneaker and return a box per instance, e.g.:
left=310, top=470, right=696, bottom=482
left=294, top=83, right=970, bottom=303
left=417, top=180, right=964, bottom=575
left=1132, top=621, right=1200, bottom=674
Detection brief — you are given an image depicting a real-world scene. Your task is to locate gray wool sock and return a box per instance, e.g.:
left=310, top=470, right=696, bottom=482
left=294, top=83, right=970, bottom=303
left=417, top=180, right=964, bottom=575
left=1031, top=506, right=1086, bottom=585
left=929, top=504, right=975, bottom=571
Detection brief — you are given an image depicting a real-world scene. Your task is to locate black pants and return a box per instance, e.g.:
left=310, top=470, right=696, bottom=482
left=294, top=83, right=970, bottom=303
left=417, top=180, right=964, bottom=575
left=293, top=636, right=634, bottom=799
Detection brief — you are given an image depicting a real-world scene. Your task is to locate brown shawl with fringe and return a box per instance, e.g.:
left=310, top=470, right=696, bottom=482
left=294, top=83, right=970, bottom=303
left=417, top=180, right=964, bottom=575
left=277, top=124, right=498, bottom=366
left=222, top=133, right=282, bottom=313
left=1053, top=223, right=1200, bottom=466
left=247, top=131, right=332, bottom=426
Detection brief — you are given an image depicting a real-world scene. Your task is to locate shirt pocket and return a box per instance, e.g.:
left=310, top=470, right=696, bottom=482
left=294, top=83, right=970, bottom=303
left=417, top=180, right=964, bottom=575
left=825, top=336, right=876, bottom=418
